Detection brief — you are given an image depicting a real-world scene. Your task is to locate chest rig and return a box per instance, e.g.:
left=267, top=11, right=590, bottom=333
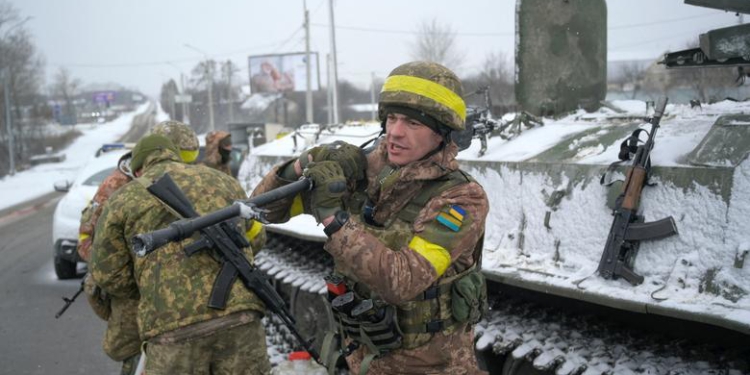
left=322, top=166, right=486, bottom=372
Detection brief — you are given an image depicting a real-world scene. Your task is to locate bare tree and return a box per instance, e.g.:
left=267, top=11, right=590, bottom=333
left=1, top=1, right=46, bottom=174
left=51, top=67, right=81, bottom=121
left=160, top=79, right=178, bottom=120
left=666, top=41, right=737, bottom=102
left=409, top=18, right=464, bottom=71
left=617, top=61, right=647, bottom=99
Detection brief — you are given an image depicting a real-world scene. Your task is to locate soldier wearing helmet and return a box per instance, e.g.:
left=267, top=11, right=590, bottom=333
left=202, top=130, right=234, bottom=176
left=77, top=120, right=205, bottom=374
left=151, top=120, right=200, bottom=164
left=252, top=61, right=489, bottom=374
left=90, top=134, right=270, bottom=374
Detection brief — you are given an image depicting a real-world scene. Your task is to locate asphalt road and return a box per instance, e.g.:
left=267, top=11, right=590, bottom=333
left=0, top=194, right=120, bottom=375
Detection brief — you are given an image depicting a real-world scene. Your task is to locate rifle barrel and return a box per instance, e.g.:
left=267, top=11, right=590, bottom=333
left=133, top=178, right=312, bottom=256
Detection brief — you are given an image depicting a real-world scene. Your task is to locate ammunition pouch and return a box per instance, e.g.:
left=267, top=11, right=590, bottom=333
left=450, top=268, right=488, bottom=324
left=334, top=303, right=402, bottom=356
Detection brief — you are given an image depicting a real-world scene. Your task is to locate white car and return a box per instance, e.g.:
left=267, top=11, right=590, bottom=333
left=52, top=147, right=130, bottom=279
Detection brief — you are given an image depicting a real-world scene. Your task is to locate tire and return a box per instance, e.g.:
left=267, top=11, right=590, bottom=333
left=54, top=255, right=78, bottom=279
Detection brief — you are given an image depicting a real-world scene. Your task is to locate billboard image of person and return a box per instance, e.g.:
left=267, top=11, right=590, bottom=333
left=249, top=53, right=319, bottom=94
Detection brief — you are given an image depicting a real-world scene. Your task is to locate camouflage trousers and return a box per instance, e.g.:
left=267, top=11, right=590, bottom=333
left=144, top=319, right=271, bottom=375
left=345, top=324, right=487, bottom=375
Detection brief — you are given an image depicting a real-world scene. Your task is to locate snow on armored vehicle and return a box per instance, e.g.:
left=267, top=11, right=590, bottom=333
left=239, top=101, right=750, bottom=373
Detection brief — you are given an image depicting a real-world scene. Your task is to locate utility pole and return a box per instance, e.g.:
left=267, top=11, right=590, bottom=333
left=185, top=44, right=215, bottom=132
left=226, top=60, right=234, bottom=123
left=181, top=73, right=189, bottom=124
left=370, top=72, right=377, bottom=121
left=304, top=1, right=314, bottom=124
left=326, top=53, right=333, bottom=125
left=206, top=61, right=215, bottom=132
left=328, top=0, right=340, bottom=124
left=3, top=69, right=15, bottom=176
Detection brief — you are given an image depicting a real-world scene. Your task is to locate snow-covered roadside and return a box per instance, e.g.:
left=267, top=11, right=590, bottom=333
left=0, top=102, right=153, bottom=211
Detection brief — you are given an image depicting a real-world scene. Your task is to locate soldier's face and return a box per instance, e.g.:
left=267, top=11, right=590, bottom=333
left=385, top=113, right=443, bottom=166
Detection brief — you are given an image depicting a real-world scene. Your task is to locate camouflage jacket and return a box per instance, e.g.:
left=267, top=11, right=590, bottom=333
left=78, top=169, right=131, bottom=262
left=253, top=140, right=488, bottom=304
left=90, top=149, right=266, bottom=340
left=202, top=130, right=232, bottom=176
left=253, top=140, right=489, bottom=373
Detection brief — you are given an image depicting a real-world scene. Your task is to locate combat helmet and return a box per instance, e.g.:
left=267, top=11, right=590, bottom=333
left=378, top=61, right=466, bottom=133
left=151, top=120, right=199, bottom=163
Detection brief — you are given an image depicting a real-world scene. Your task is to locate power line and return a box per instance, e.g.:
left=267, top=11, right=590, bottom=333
left=50, top=29, right=305, bottom=69
left=609, top=12, right=728, bottom=31
left=310, top=23, right=513, bottom=37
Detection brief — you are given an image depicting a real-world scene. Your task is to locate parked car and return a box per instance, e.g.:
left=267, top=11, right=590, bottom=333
left=52, top=148, right=129, bottom=279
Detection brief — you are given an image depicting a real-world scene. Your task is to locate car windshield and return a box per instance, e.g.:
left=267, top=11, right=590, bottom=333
left=82, top=167, right=115, bottom=186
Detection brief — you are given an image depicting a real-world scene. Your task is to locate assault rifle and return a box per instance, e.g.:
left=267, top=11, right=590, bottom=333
left=462, top=87, right=543, bottom=156
left=131, top=175, right=319, bottom=361
left=55, top=278, right=85, bottom=318
left=597, top=97, right=678, bottom=285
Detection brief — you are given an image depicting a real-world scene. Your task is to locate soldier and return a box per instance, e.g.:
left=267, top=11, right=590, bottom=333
left=77, top=120, right=201, bottom=375
left=89, top=133, right=269, bottom=375
left=252, top=61, right=489, bottom=374
left=202, top=130, right=234, bottom=176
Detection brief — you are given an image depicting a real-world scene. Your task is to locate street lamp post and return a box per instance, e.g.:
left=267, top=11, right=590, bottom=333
left=184, top=44, right=215, bottom=132
left=0, top=16, right=31, bottom=176
left=2, top=69, right=15, bottom=175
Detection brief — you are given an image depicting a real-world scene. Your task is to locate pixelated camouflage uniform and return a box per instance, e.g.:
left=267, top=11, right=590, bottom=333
left=202, top=130, right=233, bottom=176
left=76, top=156, right=142, bottom=368
left=90, top=146, right=270, bottom=374
left=252, top=140, right=488, bottom=375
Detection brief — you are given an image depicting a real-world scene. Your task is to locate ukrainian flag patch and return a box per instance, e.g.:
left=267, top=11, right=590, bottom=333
left=436, top=205, right=466, bottom=232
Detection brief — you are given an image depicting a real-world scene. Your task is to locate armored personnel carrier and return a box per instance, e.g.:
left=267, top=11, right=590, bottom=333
left=238, top=1, right=750, bottom=373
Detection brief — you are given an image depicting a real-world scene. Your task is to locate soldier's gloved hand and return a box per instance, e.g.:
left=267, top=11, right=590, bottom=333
left=300, top=141, right=367, bottom=183
left=303, top=161, right=347, bottom=222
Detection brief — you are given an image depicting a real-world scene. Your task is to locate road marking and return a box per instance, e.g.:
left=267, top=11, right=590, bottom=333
left=0, top=196, right=61, bottom=227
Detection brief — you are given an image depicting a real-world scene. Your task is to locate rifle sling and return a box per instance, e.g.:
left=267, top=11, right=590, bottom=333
left=136, top=176, right=238, bottom=310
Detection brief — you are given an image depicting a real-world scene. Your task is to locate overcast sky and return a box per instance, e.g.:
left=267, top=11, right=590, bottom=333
left=7, top=0, right=741, bottom=97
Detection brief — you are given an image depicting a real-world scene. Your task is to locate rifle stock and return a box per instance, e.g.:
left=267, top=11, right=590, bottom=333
left=597, top=97, right=677, bottom=285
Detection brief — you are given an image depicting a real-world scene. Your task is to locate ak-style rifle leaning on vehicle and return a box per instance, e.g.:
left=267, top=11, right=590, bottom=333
left=131, top=175, right=320, bottom=362
left=597, top=97, right=678, bottom=286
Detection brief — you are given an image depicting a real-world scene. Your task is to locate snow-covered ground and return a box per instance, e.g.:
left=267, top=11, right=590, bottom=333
left=0, top=102, right=153, bottom=211
left=239, top=99, right=750, bottom=336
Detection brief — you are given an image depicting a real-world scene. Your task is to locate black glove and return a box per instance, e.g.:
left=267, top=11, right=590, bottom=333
left=303, top=161, right=347, bottom=222
left=300, top=141, right=367, bottom=183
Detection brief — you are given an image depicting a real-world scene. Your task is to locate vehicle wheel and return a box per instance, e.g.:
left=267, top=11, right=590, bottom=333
left=54, top=255, right=78, bottom=279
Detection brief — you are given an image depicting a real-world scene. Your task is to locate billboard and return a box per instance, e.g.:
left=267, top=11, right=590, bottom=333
left=248, top=52, right=320, bottom=94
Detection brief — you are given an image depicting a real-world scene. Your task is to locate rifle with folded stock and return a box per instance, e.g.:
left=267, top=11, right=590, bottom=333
left=131, top=175, right=320, bottom=361
left=597, top=97, right=678, bottom=285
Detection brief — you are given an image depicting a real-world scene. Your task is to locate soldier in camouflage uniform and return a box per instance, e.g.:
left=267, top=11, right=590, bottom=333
left=202, top=130, right=234, bottom=176
left=90, top=134, right=269, bottom=375
left=252, top=61, right=489, bottom=374
left=77, top=120, right=201, bottom=375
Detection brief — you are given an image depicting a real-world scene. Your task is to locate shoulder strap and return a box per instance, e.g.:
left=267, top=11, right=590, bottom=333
left=398, top=169, right=473, bottom=224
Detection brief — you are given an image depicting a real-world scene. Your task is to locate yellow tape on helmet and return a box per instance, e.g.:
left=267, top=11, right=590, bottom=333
left=180, top=149, right=199, bottom=164
left=382, top=75, right=466, bottom=122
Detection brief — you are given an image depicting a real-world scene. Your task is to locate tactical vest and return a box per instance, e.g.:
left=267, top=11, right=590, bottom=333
left=330, top=168, right=486, bottom=353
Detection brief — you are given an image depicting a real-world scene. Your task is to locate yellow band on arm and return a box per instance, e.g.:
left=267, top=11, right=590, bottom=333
left=180, top=149, right=199, bottom=164
left=79, top=233, right=90, bottom=242
left=289, top=194, right=304, bottom=217
left=245, top=220, right=263, bottom=241
left=381, top=75, right=466, bottom=121
left=408, top=235, right=451, bottom=277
